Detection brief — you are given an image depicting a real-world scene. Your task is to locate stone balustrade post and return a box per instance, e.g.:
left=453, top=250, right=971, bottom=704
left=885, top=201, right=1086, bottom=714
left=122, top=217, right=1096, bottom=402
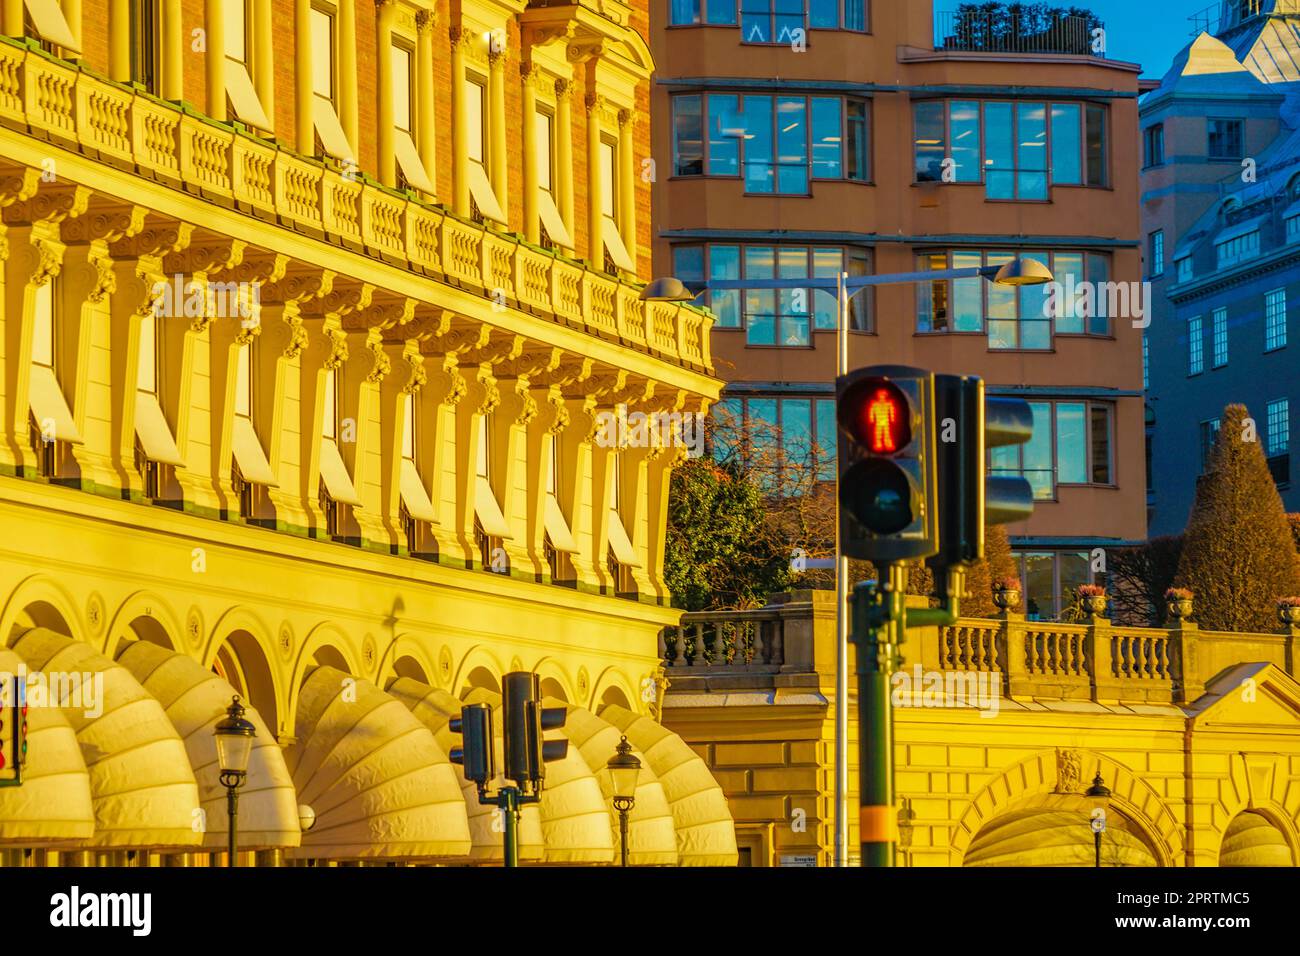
left=999, top=611, right=1029, bottom=699
left=1171, top=619, right=1203, bottom=704
left=1285, top=624, right=1300, bottom=679
left=1088, top=617, right=1118, bottom=703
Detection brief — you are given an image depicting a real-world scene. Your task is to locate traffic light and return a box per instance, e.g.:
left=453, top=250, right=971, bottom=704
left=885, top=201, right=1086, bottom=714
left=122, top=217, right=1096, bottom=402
left=502, top=672, right=567, bottom=790
left=929, top=374, right=1035, bottom=573
left=836, top=365, right=939, bottom=563
left=449, top=703, right=495, bottom=787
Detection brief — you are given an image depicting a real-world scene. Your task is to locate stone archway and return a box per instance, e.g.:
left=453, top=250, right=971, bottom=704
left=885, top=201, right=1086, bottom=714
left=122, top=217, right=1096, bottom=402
left=1218, top=811, right=1296, bottom=866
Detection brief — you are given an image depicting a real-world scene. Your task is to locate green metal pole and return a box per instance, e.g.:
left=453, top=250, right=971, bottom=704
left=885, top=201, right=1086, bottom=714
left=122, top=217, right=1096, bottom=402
left=502, top=787, right=519, bottom=868
left=227, top=785, right=238, bottom=868
left=854, top=563, right=905, bottom=867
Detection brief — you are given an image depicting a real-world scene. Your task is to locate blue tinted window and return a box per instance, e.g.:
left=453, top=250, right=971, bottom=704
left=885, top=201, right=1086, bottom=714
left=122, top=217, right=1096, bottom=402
left=706, top=0, right=737, bottom=25
left=743, top=96, right=774, bottom=193
left=810, top=97, right=842, bottom=179
left=706, top=94, right=740, bottom=176
left=776, top=96, right=808, bottom=193
left=984, top=102, right=1014, bottom=199
left=809, top=0, right=837, bottom=28
left=949, top=101, right=980, bottom=183
left=709, top=245, right=741, bottom=327
left=914, top=101, right=945, bottom=182
left=1050, top=103, right=1082, bottom=185
left=671, top=0, right=701, bottom=24
left=1016, top=103, right=1048, bottom=199
left=843, top=0, right=865, bottom=30
left=673, top=95, right=703, bottom=176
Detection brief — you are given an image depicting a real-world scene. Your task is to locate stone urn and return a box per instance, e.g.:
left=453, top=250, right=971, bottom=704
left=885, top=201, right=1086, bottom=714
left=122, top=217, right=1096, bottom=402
left=1278, top=603, right=1300, bottom=626
left=1167, top=598, right=1193, bottom=621
left=1081, top=593, right=1108, bottom=617
left=992, top=588, right=1021, bottom=610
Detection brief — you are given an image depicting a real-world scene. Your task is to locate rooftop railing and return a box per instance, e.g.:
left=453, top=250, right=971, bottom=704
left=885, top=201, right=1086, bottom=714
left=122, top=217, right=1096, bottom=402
left=934, top=7, right=1104, bottom=57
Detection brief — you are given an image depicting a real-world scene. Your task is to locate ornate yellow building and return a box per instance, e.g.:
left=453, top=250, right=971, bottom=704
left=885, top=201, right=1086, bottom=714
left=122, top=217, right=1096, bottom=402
left=0, top=0, right=737, bottom=864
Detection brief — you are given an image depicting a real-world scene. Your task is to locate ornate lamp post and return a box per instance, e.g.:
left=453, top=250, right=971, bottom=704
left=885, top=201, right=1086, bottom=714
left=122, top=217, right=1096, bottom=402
left=1086, top=771, right=1111, bottom=868
left=214, top=695, right=257, bottom=868
left=606, top=736, right=641, bottom=867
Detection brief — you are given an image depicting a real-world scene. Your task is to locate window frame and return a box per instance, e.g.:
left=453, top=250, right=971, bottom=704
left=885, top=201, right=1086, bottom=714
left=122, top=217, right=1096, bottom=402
left=1211, top=307, right=1228, bottom=368
left=987, top=398, right=1115, bottom=501
left=1267, top=398, right=1290, bottom=458
left=1265, top=287, right=1288, bottom=352
left=1143, top=122, right=1164, bottom=168
left=1207, top=117, right=1244, bottom=161
left=1187, top=314, right=1204, bottom=376
left=1148, top=229, right=1164, bottom=278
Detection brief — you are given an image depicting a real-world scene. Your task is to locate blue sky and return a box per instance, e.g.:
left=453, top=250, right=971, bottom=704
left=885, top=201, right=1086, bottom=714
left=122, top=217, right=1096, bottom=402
left=1086, top=0, right=1208, bottom=77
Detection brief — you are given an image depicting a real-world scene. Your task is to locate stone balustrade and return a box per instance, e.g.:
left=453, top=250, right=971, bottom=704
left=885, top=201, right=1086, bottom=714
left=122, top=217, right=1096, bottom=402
left=660, top=590, right=1300, bottom=705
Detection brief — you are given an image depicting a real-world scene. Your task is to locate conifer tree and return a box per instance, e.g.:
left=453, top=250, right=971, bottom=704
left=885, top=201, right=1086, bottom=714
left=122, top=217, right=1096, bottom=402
left=1175, top=404, right=1300, bottom=632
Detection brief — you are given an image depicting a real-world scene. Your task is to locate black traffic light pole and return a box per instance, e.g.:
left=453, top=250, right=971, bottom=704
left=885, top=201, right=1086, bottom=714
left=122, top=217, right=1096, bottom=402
left=449, top=672, right=568, bottom=867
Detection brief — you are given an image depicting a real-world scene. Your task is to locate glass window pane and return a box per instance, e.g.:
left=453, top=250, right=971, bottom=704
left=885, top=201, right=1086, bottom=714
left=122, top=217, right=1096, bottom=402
left=225, top=0, right=247, bottom=63
left=914, top=101, right=945, bottom=182
left=535, top=110, right=553, bottom=190
left=673, top=245, right=706, bottom=311
left=1060, top=552, right=1090, bottom=612
left=843, top=0, right=864, bottom=30
left=1016, top=103, right=1048, bottom=199
left=673, top=95, right=703, bottom=176
left=1091, top=404, right=1112, bottom=483
left=32, top=281, right=54, bottom=367
left=1052, top=252, right=1085, bottom=333
left=671, top=0, right=701, bottom=25
left=777, top=96, right=807, bottom=193
left=1022, top=553, right=1054, bottom=621
left=1056, top=402, right=1087, bottom=483
left=952, top=251, right=983, bottom=332
left=711, top=398, right=743, bottom=462
left=1050, top=103, right=1082, bottom=185
left=916, top=253, right=947, bottom=332
left=984, top=102, right=1014, bottom=199
left=235, top=343, right=251, bottom=418
left=810, top=97, right=842, bottom=179
left=322, top=369, right=336, bottom=439
left=748, top=399, right=779, bottom=484
left=706, top=0, right=737, bottom=24
left=740, top=0, right=769, bottom=42
left=710, top=245, right=741, bottom=327
left=812, top=248, right=842, bottom=330
left=1026, top=402, right=1053, bottom=499
left=402, top=392, right=415, bottom=461
left=137, top=313, right=156, bottom=393
left=782, top=399, right=812, bottom=467
left=949, top=101, right=981, bottom=183
left=846, top=99, right=868, bottom=181
left=599, top=140, right=616, bottom=219
left=1086, top=104, right=1106, bottom=186
left=1086, top=253, right=1109, bottom=334
left=465, top=79, right=484, bottom=164
left=815, top=398, right=836, bottom=480
left=1018, top=251, right=1051, bottom=341
left=809, top=0, right=837, bottom=28
left=774, top=0, right=802, bottom=43
left=707, top=94, right=740, bottom=176
left=743, top=95, right=774, bottom=193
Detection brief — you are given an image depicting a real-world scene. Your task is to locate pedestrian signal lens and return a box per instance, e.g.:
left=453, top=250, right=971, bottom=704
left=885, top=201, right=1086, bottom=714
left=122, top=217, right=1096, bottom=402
left=847, top=381, right=911, bottom=455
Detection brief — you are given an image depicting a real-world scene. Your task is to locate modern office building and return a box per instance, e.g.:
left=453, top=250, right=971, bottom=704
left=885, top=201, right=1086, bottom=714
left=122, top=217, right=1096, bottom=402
left=1142, top=1, right=1300, bottom=537
left=0, top=0, right=737, bottom=864
left=651, top=0, right=1147, bottom=620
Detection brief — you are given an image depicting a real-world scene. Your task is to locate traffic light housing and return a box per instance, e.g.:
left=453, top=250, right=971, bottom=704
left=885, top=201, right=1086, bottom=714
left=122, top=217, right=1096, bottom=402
left=836, top=365, right=939, bottom=563
left=449, top=703, right=495, bottom=787
left=502, top=672, right=567, bottom=791
left=928, top=374, right=1036, bottom=575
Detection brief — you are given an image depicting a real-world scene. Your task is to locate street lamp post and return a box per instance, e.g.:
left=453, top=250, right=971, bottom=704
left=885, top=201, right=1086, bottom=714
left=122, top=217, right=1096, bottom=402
left=213, top=695, right=257, bottom=868
left=606, top=735, right=641, bottom=867
left=1086, top=771, right=1112, bottom=868
left=643, top=257, right=1053, bottom=867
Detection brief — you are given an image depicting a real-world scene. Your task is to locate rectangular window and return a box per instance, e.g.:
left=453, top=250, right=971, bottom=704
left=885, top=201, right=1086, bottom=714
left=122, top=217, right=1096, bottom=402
left=31, top=280, right=55, bottom=369
left=129, top=0, right=161, bottom=94
left=1142, top=333, right=1149, bottom=391
left=845, top=99, right=869, bottom=181
left=225, top=0, right=250, bottom=64
left=310, top=6, right=334, bottom=102
left=401, top=391, right=416, bottom=462
left=990, top=400, right=1113, bottom=499
left=1176, top=255, right=1193, bottom=283
left=391, top=43, right=413, bottom=133
left=1148, top=230, right=1164, bottom=278
left=1050, top=103, right=1082, bottom=185
left=1287, top=215, right=1300, bottom=244
left=1143, top=123, right=1164, bottom=168
left=390, top=40, right=433, bottom=194
left=224, top=0, right=272, bottom=129
left=672, top=94, right=703, bottom=176
left=1199, top=418, right=1220, bottom=472
left=1212, top=307, right=1228, bottom=367
left=740, top=0, right=805, bottom=44
left=137, top=313, right=158, bottom=394
left=1267, top=399, right=1290, bottom=457
left=1216, top=230, right=1260, bottom=268
left=1208, top=118, right=1244, bottom=160
left=948, top=100, right=981, bottom=184
left=713, top=396, right=840, bottom=493
left=1266, top=288, right=1288, bottom=351
left=1085, top=104, right=1107, bottom=186
left=322, top=367, right=337, bottom=440
left=235, top=342, right=252, bottom=418
left=1188, top=314, right=1204, bottom=375
left=465, top=77, right=486, bottom=166
left=913, top=101, right=946, bottom=183
left=670, top=0, right=701, bottom=24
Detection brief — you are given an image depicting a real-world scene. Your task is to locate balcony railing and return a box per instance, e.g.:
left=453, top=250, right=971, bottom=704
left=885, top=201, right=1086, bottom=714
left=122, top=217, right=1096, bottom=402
left=1190, top=0, right=1300, bottom=37
left=934, top=7, right=1104, bottom=57
left=660, top=592, right=1300, bottom=705
left=0, top=38, right=713, bottom=374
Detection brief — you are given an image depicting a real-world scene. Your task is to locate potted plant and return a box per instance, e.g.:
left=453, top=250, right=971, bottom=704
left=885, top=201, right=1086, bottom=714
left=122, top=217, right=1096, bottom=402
left=1165, top=587, right=1193, bottom=621
left=1277, top=597, right=1300, bottom=626
left=1077, top=584, right=1108, bottom=617
left=991, top=576, right=1021, bottom=610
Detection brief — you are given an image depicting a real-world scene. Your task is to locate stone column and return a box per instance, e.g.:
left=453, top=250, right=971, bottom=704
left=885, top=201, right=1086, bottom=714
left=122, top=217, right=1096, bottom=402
left=415, top=11, right=437, bottom=195
left=586, top=93, right=605, bottom=270
left=109, top=0, right=131, bottom=81
left=618, top=108, right=637, bottom=268
left=163, top=0, right=184, bottom=99
left=338, top=0, right=358, bottom=148
left=520, top=64, right=540, bottom=244
left=205, top=0, right=227, bottom=121
left=294, top=0, right=313, bottom=152
left=488, top=47, right=508, bottom=220
left=375, top=0, right=397, bottom=188
left=450, top=28, right=470, bottom=217
left=254, top=0, right=275, bottom=123
left=555, top=80, right=574, bottom=247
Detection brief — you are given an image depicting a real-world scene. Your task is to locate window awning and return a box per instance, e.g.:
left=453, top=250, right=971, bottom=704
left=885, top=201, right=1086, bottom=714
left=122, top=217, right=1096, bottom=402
left=394, top=129, right=435, bottom=194
left=282, top=666, right=472, bottom=861
left=0, top=645, right=94, bottom=846
left=313, top=96, right=354, bottom=162
left=1214, top=215, right=1265, bottom=247
left=115, top=641, right=300, bottom=850
left=225, top=60, right=273, bottom=131
left=135, top=391, right=184, bottom=466
left=233, top=415, right=276, bottom=486
left=607, top=509, right=639, bottom=566
left=538, top=190, right=574, bottom=249
left=400, top=458, right=437, bottom=522
left=23, top=0, right=79, bottom=52
left=9, top=628, right=203, bottom=849
left=603, top=217, right=636, bottom=273
left=28, top=365, right=83, bottom=444
left=468, top=162, right=508, bottom=225
left=319, top=438, right=362, bottom=505
left=544, top=494, right=578, bottom=553
left=475, top=475, right=511, bottom=538
left=599, top=704, right=739, bottom=866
